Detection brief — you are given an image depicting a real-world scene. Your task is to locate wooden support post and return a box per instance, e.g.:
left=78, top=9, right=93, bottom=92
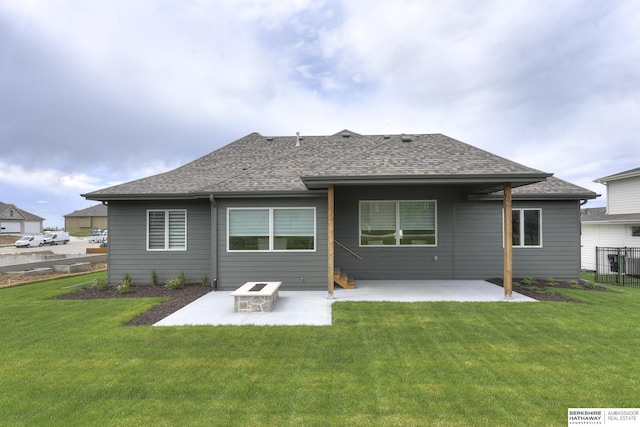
left=503, top=182, right=513, bottom=298
left=328, top=184, right=335, bottom=296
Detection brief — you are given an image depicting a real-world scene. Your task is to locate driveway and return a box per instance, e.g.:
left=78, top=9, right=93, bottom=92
left=0, top=237, right=97, bottom=256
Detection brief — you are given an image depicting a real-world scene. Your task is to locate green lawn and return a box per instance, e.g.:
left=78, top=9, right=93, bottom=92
left=1, top=273, right=639, bottom=426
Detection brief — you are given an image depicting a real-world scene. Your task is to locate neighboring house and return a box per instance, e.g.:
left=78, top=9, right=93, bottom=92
left=64, top=204, right=108, bottom=233
left=581, top=167, right=640, bottom=271
left=0, top=201, right=45, bottom=234
left=83, top=131, right=597, bottom=290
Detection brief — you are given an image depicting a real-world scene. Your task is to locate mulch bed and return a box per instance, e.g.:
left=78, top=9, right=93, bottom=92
left=56, top=284, right=212, bottom=326
left=54, top=277, right=610, bottom=327
left=487, top=277, right=609, bottom=302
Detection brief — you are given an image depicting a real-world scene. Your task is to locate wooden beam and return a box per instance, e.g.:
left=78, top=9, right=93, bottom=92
left=503, top=182, right=513, bottom=297
left=328, top=184, right=335, bottom=296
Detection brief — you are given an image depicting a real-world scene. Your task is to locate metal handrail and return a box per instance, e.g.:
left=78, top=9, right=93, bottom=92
left=335, top=240, right=362, bottom=260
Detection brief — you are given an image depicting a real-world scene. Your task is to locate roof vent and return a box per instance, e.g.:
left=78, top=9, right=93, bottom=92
left=342, top=132, right=350, bottom=138
left=383, top=135, right=390, bottom=139
left=401, top=134, right=412, bottom=142
left=266, top=136, right=273, bottom=141
left=295, top=131, right=301, bottom=147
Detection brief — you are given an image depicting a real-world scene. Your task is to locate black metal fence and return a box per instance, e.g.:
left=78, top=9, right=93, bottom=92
left=595, top=247, right=640, bottom=287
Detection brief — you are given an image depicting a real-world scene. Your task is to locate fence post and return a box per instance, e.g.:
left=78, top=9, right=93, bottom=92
left=617, top=247, right=622, bottom=286
left=595, top=246, right=600, bottom=283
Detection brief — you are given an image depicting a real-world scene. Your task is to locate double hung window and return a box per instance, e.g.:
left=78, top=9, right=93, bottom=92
left=509, top=208, right=542, bottom=247
left=360, top=200, right=437, bottom=246
left=147, top=210, right=187, bottom=250
left=228, top=207, right=315, bottom=251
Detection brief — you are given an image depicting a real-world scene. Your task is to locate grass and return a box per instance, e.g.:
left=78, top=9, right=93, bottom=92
left=1, top=272, right=639, bottom=426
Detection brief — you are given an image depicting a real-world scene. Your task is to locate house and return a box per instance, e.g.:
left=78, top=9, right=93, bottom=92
left=82, top=131, right=597, bottom=293
left=581, top=167, right=640, bottom=271
left=0, top=201, right=45, bottom=234
left=64, top=204, right=108, bottom=234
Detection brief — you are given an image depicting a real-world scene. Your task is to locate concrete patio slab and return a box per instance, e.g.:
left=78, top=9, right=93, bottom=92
left=154, top=280, right=536, bottom=327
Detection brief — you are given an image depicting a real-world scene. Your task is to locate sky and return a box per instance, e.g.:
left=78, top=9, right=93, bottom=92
left=1, top=0, right=638, bottom=229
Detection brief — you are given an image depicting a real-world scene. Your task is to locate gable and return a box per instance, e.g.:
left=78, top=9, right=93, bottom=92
left=0, top=202, right=44, bottom=221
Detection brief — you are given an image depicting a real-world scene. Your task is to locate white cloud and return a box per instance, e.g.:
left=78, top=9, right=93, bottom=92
left=0, top=0, right=638, bottom=217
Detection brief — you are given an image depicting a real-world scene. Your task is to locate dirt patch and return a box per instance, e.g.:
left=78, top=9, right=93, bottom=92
left=56, top=284, right=212, bottom=326
left=487, top=277, right=609, bottom=302
left=0, top=235, right=19, bottom=245
left=0, top=263, right=107, bottom=288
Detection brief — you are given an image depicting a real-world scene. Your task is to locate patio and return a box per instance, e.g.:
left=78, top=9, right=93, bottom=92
left=154, top=280, right=536, bottom=327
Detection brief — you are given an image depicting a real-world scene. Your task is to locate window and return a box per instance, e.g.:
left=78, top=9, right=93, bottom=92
left=508, top=208, right=542, bottom=247
left=360, top=200, right=436, bottom=246
left=228, top=207, right=315, bottom=251
left=632, top=226, right=640, bottom=237
left=147, top=210, right=186, bottom=250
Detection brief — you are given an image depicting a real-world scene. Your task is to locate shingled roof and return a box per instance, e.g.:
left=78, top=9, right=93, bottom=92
left=83, top=131, right=597, bottom=201
left=595, top=166, right=640, bottom=183
left=64, top=204, right=107, bottom=217
left=581, top=207, right=640, bottom=223
left=0, top=201, right=45, bottom=221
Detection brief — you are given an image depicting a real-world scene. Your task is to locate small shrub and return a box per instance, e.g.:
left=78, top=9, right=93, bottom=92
left=521, top=277, right=535, bottom=285
left=546, top=277, right=555, bottom=284
left=177, top=271, right=187, bottom=286
left=151, top=270, right=160, bottom=286
left=117, top=274, right=133, bottom=294
left=570, top=284, right=582, bottom=290
left=92, top=277, right=109, bottom=291
left=202, top=274, right=211, bottom=287
left=585, top=282, right=597, bottom=289
left=570, top=279, right=579, bottom=285
left=512, top=281, right=521, bottom=287
left=165, top=277, right=184, bottom=290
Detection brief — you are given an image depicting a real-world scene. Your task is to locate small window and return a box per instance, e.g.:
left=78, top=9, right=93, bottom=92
left=228, top=207, right=315, bottom=252
left=147, top=210, right=187, bottom=250
left=632, top=226, right=640, bottom=237
left=507, top=208, right=542, bottom=247
left=360, top=200, right=437, bottom=246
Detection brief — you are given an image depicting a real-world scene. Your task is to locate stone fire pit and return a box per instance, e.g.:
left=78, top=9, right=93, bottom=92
left=231, top=281, right=282, bottom=313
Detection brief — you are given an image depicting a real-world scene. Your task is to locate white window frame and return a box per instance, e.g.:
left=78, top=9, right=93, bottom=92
left=504, top=208, right=543, bottom=248
left=227, top=207, right=316, bottom=252
left=146, top=209, right=187, bottom=251
left=359, top=200, right=437, bottom=247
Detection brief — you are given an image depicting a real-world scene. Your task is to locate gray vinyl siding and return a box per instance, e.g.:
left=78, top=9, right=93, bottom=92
left=334, top=186, right=582, bottom=281
left=454, top=200, right=582, bottom=280
left=106, top=187, right=582, bottom=288
left=334, top=186, right=459, bottom=280
left=216, top=197, right=328, bottom=291
left=107, top=200, right=211, bottom=284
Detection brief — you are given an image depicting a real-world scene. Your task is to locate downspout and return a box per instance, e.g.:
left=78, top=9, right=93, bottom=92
left=210, top=195, right=218, bottom=290
left=103, top=201, right=110, bottom=284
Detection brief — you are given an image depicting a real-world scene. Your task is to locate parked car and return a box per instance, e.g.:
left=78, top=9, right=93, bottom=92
left=15, top=235, right=45, bottom=248
left=43, top=231, right=70, bottom=245
left=89, top=230, right=107, bottom=243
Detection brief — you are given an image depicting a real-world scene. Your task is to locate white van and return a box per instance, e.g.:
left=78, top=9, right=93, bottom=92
left=43, top=231, right=70, bottom=245
left=15, top=235, right=45, bottom=248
